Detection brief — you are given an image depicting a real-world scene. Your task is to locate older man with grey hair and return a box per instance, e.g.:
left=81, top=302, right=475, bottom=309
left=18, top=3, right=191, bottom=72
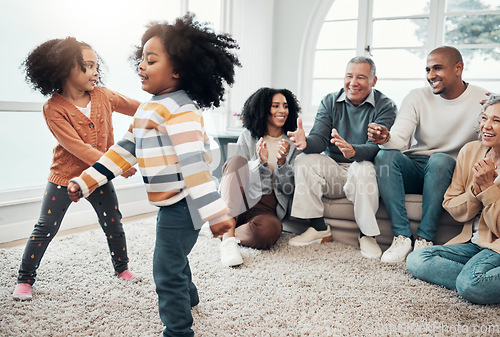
left=287, top=56, right=397, bottom=258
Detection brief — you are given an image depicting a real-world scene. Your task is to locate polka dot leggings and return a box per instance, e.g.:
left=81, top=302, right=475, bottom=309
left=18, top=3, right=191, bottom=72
left=17, top=181, right=129, bottom=285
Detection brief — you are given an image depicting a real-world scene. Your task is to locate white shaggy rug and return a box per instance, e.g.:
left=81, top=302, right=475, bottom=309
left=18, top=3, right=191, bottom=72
left=1, top=214, right=499, bottom=337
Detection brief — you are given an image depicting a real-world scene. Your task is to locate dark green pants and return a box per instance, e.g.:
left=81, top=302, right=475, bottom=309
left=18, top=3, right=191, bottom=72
left=154, top=199, right=200, bottom=337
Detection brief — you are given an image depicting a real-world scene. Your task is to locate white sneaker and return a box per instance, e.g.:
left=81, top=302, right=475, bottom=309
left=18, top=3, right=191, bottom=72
left=414, top=238, right=433, bottom=251
left=220, top=237, right=243, bottom=267
left=380, top=235, right=412, bottom=263
left=288, top=226, right=333, bottom=247
left=358, top=236, right=382, bottom=259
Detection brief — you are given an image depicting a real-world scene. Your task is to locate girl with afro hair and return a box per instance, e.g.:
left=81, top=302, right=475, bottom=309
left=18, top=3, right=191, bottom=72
left=67, top=13, right=241, bottom=336
left=218, top=87, right=301, bottom=266
left=13, top=37, right=141, bottom=301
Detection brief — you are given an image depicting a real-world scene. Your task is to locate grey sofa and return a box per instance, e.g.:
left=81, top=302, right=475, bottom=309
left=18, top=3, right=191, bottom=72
left=225, top=142, right=463, bottom=251
left=283, top=194, right=464, bottom=251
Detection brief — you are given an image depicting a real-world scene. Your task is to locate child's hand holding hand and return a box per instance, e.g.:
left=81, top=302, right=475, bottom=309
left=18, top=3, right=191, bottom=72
left=208, top=215, right=235, bottom=237
left=68, top=182, right=82, bottom=202
left=121, top=167, right=137, bottom=178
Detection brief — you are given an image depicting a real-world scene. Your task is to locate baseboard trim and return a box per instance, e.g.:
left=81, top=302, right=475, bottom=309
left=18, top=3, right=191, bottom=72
left=0, top=178, right=156, bottom=244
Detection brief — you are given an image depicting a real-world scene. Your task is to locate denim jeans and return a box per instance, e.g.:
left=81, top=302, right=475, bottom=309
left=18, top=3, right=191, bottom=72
left=375, top=150, right=456, bottom=241
left=407, top=243, right=500, bottom=304
left=153, top=199, right=200, bottom=337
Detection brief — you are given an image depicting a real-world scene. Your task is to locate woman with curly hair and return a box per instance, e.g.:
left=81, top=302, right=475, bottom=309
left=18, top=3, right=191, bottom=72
left=12, top=37, right=141, bottom=301
left=218, top=87, right=301, bottom=266
left=67, top=13, right=241, bottom=336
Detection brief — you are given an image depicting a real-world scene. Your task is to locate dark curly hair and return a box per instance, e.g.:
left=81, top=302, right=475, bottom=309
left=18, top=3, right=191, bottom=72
left=22, top=37, right=104, bottom=97
left=132, top=12, right=241, bottom=108
left=241, top=87, right=301, bottom=139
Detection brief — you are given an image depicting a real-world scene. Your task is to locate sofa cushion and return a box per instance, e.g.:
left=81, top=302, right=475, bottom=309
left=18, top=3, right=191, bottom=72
left=283, top=194, right=464, bottom=249
left=322, top=194, right=459, bottom=226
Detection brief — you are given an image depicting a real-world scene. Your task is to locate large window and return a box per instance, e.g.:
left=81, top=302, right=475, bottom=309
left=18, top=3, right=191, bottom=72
left=308, top=0, right=500, bottom=124
left=0, top=0, right=221, bottom=191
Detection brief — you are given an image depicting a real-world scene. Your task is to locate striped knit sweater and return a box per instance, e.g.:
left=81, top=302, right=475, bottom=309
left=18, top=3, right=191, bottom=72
left=71, top=90, right=229, bottom=226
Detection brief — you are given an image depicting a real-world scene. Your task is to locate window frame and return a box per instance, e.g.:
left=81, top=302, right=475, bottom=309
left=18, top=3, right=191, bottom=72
left=301, top=0, right=500, bottom=127
left=0, top=0, right=229, bottom=192
left=0, top=0, right=228, bottom=112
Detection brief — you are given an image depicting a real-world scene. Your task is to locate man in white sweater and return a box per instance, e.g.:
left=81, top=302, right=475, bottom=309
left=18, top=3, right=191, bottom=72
left=368, top=46, right=489, bottom=263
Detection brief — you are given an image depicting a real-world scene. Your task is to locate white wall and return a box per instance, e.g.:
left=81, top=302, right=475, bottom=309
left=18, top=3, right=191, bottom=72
left=205, top=0, right=275, bottom=134
left=271, top=0, right=325, bottom=127
left=271, top=0, right=322, bottom=93
left=230, top=0, right=274, bottom=113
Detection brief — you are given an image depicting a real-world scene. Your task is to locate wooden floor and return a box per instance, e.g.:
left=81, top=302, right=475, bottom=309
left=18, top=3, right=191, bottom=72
left=0, top=212, right=156, bottom=249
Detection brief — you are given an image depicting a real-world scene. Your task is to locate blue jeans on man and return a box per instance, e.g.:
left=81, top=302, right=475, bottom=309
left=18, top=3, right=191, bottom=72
left=375, top=150, right=456, bottom=241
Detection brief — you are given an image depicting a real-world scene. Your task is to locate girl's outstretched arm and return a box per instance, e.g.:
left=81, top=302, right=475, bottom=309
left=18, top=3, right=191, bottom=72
left=105, top=87, right=141, bottom=117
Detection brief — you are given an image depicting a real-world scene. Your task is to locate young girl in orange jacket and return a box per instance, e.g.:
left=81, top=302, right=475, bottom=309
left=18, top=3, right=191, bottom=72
left=13, top=37, right=141, bottom=301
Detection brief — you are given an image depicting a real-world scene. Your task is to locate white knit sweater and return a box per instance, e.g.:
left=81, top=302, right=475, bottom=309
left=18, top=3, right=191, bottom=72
left=382, top=84, right=489, bottom=158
